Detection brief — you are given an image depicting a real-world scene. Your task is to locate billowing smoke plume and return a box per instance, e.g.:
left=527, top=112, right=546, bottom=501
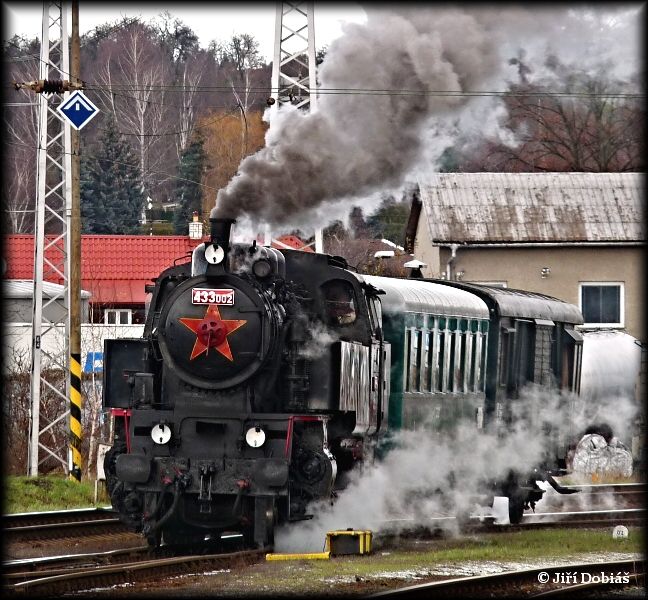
left=216, top=8, right=500, bottom=226
left=214, top=5, right=641, bottom=229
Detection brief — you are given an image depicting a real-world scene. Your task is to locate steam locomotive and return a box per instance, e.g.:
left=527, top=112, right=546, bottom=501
left=103, top=216, right=584, bottom=547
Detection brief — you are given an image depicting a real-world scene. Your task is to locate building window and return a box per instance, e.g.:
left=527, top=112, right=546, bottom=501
left=579, top=283, right=623, bottom=327
left=104, top=309, right=132, bottom=325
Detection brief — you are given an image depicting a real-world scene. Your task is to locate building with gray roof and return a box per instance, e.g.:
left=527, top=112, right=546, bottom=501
left=407, top=172, right=645, bottom=341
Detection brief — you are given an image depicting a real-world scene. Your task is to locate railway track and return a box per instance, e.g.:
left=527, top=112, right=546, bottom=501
left=369, top=558, right=645, bottom=598
left=378, top=507, right=645, bottom=540
left=3, top=487, right=643, bottom=596
left=541, top=482, right=646, bottom=510
left=520, top=508, right=645, bottom=527
left=4, top=547, right=266, bottom=596
left=5, top=483, right=641, bottom=534
left=4, top=507, right=129, bottom=543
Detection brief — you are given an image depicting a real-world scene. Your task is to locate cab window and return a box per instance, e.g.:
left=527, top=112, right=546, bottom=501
left=321, top=280, right=357, bottom=327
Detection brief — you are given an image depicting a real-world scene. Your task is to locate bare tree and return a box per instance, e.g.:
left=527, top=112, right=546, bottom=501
left=3, top=43, right=39, bottom=233
left=3, top=347, right=32, bottom=474
left=174, top=51, right=210, bottom=160
left=93, top=23, right=173, bottom=199
left=3, top=140, right=36, bottom=233
left=463, top=60, right=644, bottom=173
left=222, top=34, right=267, bottom=160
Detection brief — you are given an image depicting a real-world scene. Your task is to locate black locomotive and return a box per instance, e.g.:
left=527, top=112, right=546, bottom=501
left=103, top=216, right=583, bottom=547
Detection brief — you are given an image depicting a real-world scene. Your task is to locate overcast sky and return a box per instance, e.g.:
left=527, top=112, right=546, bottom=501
left=2, top=2, right=368, bottom=61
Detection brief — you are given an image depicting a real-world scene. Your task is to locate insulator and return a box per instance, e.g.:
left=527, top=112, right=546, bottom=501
left=42, top=79, right=65, bottom=94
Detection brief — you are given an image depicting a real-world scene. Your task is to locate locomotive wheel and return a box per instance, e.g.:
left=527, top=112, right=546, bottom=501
left=455, top=508, right=472, bottom=531
left=146, top=530, right=162, bottom=547
left=103, top=443, right=126, bottom=496
left=247, top=497, right=276, bottom=549
left=507, top=489, right=526, bottom=524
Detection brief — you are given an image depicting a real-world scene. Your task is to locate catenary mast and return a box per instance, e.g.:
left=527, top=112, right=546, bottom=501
left=270, top=1, right=323, bottom=252
left=29, top=1, right=74, bottom=477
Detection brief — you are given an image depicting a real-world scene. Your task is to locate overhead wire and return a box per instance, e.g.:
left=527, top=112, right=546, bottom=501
left=4, top=53, right=642, bottom=101
left=83, top=84, right=644, bottom=99
left=4, top=14, right=641, bottom=101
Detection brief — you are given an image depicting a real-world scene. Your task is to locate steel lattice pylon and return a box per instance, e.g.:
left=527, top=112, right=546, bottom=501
left=271, top=1, right=317, bottom=111
left=270, top=1, right=322, bottom=252
left=29, top=0, right=73, bottom=476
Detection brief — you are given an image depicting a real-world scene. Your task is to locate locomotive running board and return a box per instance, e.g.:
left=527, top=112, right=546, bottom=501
left=546, top=475, right=580, bottom=494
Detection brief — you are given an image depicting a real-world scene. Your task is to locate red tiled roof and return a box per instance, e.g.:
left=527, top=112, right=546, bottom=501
left=5, top=233, right=314, bottom=304
left=273, top=235, right=314, bottom=252
left=5, top=235, right=201, bottom=304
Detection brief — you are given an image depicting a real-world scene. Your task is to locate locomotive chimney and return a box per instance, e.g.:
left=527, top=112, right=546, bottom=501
left=210, top=217, right=235, bottom=249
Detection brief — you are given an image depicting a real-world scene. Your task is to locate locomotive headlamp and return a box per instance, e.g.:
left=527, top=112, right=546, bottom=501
left=151, top=423, right=172, bottom=445
left=245, top=426, right=266, bottom=448
left=252, top=258, right=272, bottom=278
left=205, top=243, right=225, bottom=265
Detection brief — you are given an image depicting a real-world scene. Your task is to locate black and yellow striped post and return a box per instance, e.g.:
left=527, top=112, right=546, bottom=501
left=69, top=352, right=83, bottom=481
left=69, top=0, right=82, bottom=482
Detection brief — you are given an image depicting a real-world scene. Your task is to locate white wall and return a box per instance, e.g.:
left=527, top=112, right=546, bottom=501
left=4, top=324, right=145, bottom=374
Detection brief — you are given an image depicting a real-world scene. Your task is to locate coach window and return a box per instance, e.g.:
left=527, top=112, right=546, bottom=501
left=322, top=280, right=357, bottom=327
left=422, top=328, right=431, bottom=392
left=404, top=329, right=412, bottom=392
left=438, top=318, right=449, bottom=392
left=456, top=319, right=468, bottom=393
left=409, top=328, right=422, bottom=392
left=367, top=295, right=382, bottom=334
left=579, top=282, right=624, bottom=327
left=468, top=320, right=478, bottom=392
left=429, top=317, right=440, bottom=392
left=499, top=326, right=515, bottom=387
left=442, top=318, right=452, bottom=393
left=479, top=321, right=489, bottom=391
left=559, top=328, right=583, bottom=392
left=462, top=320, right=472, bottom=393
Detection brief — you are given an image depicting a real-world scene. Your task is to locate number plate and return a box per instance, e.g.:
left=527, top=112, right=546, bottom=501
left=191, top=288, right=235, bottom=305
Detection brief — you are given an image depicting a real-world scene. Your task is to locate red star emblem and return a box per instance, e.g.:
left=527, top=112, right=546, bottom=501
left=179, top=304, right=247, bottom=362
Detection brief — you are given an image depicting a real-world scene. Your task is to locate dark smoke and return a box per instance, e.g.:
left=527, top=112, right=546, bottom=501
left=215, top=8, right=500, bottom=225
left=214, top=5, right=641, bottom=228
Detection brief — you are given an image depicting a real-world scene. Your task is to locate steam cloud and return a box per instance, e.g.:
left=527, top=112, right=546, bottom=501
left=275, top=332, right=642, bottom=553
left=214, top=5, right=641, bottom=229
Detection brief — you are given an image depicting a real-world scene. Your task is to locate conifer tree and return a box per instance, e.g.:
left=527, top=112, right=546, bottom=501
left=173, top=134, right=207, bottom=234
left=80, top=118, right=144, bottom=234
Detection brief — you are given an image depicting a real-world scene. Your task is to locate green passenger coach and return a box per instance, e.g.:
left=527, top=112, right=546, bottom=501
left=363, top=276, right=490, bottom=433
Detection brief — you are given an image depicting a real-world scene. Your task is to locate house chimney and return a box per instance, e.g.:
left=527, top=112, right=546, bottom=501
left=188, top=211, right=203, bottom=240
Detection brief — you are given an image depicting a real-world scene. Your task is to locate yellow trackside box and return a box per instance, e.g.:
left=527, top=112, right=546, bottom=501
left=325, top=529, right=372, bottom=556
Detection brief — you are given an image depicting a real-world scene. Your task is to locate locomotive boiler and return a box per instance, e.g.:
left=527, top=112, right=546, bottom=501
left=103, top=215, right=584, bottom=547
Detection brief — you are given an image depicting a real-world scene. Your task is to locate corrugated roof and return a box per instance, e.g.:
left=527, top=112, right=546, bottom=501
left=362, top=275, right=489, bottom=318
left=435, top=280, right=583, bottom=324
left=417, top=172, right=645, bottom=243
